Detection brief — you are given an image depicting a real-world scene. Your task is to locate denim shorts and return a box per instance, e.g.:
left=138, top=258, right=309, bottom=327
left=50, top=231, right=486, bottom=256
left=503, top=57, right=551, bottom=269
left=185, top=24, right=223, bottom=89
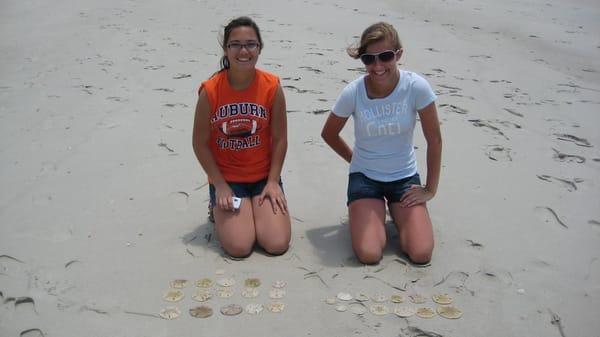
left=347, top=172, right=421, bottom=205
left=209, top=178, right=284, bottom=206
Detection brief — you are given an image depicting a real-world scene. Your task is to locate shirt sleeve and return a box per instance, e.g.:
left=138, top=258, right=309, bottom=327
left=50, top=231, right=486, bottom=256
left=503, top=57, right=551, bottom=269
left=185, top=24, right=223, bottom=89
left=413, top=74, right=437, bottom=111
left=331, top=81, right=357, bottom=118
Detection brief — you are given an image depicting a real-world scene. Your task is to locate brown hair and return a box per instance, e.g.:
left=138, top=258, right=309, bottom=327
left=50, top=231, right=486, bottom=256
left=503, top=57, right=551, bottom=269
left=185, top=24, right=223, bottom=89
left=347, top=22, right=402, bottom=59
left=218, top=16, right=263, bottom=71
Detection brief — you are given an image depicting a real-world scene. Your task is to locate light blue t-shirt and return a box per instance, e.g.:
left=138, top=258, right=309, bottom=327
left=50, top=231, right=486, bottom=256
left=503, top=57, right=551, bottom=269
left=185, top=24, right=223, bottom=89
left=332, top=69, right=436, bottom=182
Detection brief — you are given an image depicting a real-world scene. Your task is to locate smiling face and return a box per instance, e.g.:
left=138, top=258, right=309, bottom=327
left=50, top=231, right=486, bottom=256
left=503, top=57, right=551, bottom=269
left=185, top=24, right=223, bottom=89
left=224, top=26, right=261, bottom=72
left=363, top=39, right=402, bottom=85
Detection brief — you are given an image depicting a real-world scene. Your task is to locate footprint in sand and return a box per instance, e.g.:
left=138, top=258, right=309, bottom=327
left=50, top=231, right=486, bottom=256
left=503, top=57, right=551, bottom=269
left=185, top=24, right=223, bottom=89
left=552, top=148, right=585, bottom=163
left=536, top=175, right=582, bottom=192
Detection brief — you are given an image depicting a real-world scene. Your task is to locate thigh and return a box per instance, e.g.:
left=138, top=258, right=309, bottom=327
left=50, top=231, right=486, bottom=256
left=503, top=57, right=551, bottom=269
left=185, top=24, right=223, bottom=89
left=349, top=198, right=387, bottom=249
left=214, top=198, right=256, bottom=249
left=389, top=203, right=433, bottom=253
left=251, top=195, right=291, bottom=248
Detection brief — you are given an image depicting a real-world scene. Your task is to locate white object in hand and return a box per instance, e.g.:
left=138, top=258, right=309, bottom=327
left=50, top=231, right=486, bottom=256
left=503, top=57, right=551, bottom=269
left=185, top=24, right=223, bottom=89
left=232, top=197, right=241, bottom=210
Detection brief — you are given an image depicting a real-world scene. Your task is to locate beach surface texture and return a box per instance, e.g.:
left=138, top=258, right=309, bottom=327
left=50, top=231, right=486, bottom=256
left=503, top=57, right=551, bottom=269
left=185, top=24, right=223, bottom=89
left=1, top=0, right=599, bottom=336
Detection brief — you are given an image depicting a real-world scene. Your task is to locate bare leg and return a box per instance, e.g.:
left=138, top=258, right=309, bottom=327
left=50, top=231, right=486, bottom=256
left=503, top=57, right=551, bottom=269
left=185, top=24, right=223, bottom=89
left=252, top=196, right=291, bottom=255
left=214, top=198, right=255, bottom=258
left=348, top=198, right=387, bottom=264
left=389, top=203, right=434, bottom=264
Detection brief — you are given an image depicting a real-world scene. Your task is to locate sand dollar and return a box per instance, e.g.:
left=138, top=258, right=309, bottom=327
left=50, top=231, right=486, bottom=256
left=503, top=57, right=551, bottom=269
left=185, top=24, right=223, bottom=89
left=355, top=293, right=369, bottom=302
left=266, top=301, right=285, bottom=313
left=241, top=287, right=259, bottom=298
left=269, top=288, right=286, bottom=299
left=163, top=290, right=184, bottom=302
left=244, top=278, right=261, bottom=288
left=170, top=279, right=188, bottom=289
left=159, top=307, right=181, bottom=320
left=432, top=294, right=453, bottom=305
left=220, top=304, right=243, bottom=316
left=217, top=277, right=235, bottom=287
left=192, top=289, right=212, bottom=302
left=337, top=292, right=352, bottom=301
left=370, top=304, right=389, bottom=316
left=189, top=305, right=213, bottom=318
left=437, top=305, right=463, bottom=319
left=245, top=303, right=264, bottom=315
left=416, top=307, right=436, bottom=318
left=325, top=297, right=337, bottom=305
left=216, top=287, right=233, bottom=298
left=394, top=306, right=417, bottom=318
left=196, top=278, right=213, bottom=288
left=335, top=304, right=347, bottom=312
left=349, top=303, right=367, bottom=315
left=272, top=280, right=287, bottom=288
left=390, top=294, right=404, bottom=303
left=372, top=294, right=388, bottom=303
left=409, top=293, right=427, bottom=304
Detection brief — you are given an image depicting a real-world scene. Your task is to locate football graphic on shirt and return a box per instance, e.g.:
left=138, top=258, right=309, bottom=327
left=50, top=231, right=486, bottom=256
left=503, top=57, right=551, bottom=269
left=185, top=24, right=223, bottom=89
left=219, top=118, right=258, bottom=137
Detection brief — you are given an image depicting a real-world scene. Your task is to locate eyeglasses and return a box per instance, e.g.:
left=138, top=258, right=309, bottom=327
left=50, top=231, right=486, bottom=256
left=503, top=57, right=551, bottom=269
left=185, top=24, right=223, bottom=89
left=359, top=50, right=398, bottom=65
left=227, top=42, right=260, bottom=51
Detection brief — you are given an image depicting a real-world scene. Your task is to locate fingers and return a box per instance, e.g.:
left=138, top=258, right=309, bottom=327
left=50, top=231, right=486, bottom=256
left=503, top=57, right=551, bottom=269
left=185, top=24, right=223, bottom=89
left=399, top=186, right=430, bottom=208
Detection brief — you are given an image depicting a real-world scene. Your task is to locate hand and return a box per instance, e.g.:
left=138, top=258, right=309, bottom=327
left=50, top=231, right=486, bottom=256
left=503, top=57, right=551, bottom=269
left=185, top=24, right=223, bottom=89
left=399, top=185, right=434, bottom=208
left=214, top=182, right=235, bottom=211
left=258, top=181, right=288, bottom=215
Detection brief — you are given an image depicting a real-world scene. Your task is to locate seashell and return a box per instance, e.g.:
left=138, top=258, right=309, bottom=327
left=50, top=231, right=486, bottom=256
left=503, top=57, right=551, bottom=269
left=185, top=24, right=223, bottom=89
left=215, top=287, right=234, bottom=298
left=266, top=301, right=285, bottom=313
left=393, top=306, right=417, bottom=318
left=336, top=292, right=352, bottom=301
left=245, top=303, right=264, bottom=315
left=409, top=293, right=427, bottom=304
left=416, top=307, right=436, bottom=318
left=196, top=278, right=213, bottom=288
left=192, top=290, right=212, bottom=302
left=372, top=294, right=387, bottom=303
left=189, top=305, right=213, bottom=318
left=437, top=305, right=462, bottom=319
left=163, top=290, right=184, bottom=302
left=217, top=277, right=235, bottom=287
left=432, top=293, right=453, bottom=305
left=241, top=287, right=259, bottom=298
left=170, top=279, right=188, bottom=289
left=390, top=294, right=404, bottom=303
left=220, top=304, right=243, bottom=316
left=325, top=297, right=337, bottom=305
left=369, top=304, right=389, bottom=316
left=269, top=288, right=286, bottom=299
left=355, top=293, right=369, bottom=302
left=159, top=307, right=181, bottom=319
left=244, top=278, right=261, bottom=288
left=272, top=280, right=287, bottom=288
left=335, top=304, right=347, bottom=312
left=349, top=303, right=367, bottom=315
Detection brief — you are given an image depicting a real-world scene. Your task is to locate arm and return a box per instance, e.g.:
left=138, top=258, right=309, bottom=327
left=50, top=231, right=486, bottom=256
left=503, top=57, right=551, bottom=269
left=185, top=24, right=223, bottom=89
left=399, top=101, right=442, bottom=207
left=258, top=85, right=289, bottom=213
left=321, top=113, right=352, bottom=163
left=192, top=89, right=234, bottom=211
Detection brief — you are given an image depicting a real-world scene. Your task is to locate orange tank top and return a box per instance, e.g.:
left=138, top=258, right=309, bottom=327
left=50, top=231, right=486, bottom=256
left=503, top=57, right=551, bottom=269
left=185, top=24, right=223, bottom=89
left=200, top=69, right=279, bottom=183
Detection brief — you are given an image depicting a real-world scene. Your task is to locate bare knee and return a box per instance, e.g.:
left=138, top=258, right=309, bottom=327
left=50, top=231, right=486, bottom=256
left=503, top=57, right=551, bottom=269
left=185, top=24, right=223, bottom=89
left=353, top=244, right=383, bottom=265
left=405, top=244, right=433, bottom=265
left=222, top=242, right=253, bottom=258
left=262, top=240, right=289, bottom=256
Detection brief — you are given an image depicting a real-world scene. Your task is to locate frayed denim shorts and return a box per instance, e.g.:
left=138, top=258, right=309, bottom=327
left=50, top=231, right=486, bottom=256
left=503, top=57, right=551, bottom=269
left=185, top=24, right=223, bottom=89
left=209, top=178, right=284, bottom=206
left=347, top=172, right=421, bottom=205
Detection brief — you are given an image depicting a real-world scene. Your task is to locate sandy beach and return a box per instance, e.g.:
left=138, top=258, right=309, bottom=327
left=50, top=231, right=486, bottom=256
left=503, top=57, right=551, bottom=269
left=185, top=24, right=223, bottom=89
left=1, top=0, right=599, bottom=336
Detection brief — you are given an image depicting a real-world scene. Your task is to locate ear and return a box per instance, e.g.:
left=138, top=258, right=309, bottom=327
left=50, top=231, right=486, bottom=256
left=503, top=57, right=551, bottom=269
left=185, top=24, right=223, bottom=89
left=396, top=48, right=404, bottom=61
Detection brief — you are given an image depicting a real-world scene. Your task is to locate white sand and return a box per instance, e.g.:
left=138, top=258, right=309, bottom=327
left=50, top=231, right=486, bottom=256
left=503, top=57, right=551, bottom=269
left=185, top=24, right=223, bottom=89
left=1, top=0, right=599, bottom=336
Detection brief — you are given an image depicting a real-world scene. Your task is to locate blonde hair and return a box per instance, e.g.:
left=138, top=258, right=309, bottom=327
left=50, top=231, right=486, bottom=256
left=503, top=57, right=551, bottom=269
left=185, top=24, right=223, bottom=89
left=347, top=22, right=402, bottom=59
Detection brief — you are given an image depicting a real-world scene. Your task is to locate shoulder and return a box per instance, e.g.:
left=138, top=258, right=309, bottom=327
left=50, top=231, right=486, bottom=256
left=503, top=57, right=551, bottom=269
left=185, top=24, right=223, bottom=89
left=255, top=68, right=280, bottom=86
left=201, top=71, right=226, bottom=92
left=340, top=75, right=364, bottom=95
left=401, top=70, right=432, bottom=90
